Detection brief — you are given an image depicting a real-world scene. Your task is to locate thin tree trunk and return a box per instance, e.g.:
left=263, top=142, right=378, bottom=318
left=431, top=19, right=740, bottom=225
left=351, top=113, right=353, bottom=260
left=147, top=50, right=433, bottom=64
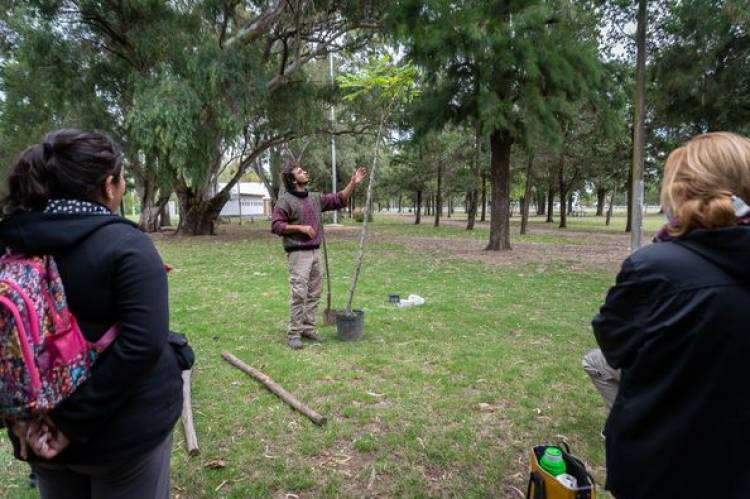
left=346, top=113, right=386, bottom=314
left=546, top=185, right=554, bottom=223
left=486, top=129, right=513, bottom=251
left=567, top=194, right=574, bottom=215
left=596, top=188, right=607, bottom=216
left=415, top=189, right=422, bottom=224
left=558, top=156, right=567, bottom=229
left=536, top=189, right=546, bottom=216
left=137, top=175, right=160, bottom=232
left=159, top=202, right=171, bottom=228
left=520, top=154, right=534, bottom=235
left=480, top=173, right=487, bottom=222
left=434, top=161, right=442, bottom=227
left=626, top=161, right=633, bottom=232
left=606, top=190, right=616, bottom=226
left=466, top=189, right=477, bottom=230
left=398, top=194, right=402, bottom=213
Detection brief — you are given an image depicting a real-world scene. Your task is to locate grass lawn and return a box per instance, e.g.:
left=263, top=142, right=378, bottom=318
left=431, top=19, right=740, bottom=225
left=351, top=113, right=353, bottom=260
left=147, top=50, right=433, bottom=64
left=0, top=215, right=632, bottom=498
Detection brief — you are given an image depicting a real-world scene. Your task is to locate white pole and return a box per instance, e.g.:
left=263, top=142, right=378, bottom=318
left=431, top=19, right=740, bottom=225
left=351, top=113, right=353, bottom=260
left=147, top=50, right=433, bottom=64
left=330, top=52, right=338, bottom=224
left=236, top=182, right=242, bottom=224
left=630, top=0, right=647, bottom=252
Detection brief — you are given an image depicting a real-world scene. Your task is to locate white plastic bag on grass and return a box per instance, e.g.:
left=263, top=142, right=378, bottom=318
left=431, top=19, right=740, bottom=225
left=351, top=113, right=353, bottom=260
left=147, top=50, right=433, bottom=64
left=397, top=294, right=425, bottom=308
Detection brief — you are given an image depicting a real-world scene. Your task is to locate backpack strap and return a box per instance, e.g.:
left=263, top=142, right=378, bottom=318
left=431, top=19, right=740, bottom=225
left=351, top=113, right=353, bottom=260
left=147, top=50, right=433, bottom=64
left=0, top=279, right=41, bottom=344
left=92, top=325, right=118, bottom=352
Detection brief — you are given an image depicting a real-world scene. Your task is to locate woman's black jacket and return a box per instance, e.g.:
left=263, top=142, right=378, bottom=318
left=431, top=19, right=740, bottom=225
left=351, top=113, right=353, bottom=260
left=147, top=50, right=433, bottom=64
left=593, top=226, right=750, bottom=498
left=0, top=212, right=183, bottom=464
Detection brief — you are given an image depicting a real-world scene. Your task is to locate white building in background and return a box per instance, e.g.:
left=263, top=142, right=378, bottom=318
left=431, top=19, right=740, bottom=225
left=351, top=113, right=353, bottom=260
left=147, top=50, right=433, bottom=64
left=218, top=182, right=272, bottom=219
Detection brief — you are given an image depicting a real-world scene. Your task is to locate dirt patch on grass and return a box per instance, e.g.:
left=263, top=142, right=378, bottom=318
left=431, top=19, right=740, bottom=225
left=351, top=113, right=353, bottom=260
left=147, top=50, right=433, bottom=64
left=151, top=220, right=630, bottom=272
left=330, top=221, right=630, bottom=272
left=399, top=236, right=628, bottom=273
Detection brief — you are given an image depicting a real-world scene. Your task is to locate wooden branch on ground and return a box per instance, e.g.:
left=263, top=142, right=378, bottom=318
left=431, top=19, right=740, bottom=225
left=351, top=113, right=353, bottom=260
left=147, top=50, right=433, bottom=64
left=181, top=369, right=200, bottom=456
left=221, top=351, right=327, bottom=426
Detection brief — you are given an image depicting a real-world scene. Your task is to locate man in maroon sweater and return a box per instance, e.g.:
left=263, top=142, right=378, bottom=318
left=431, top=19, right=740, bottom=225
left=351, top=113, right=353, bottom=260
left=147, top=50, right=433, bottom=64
left=271, top=162, right=367, bottom=349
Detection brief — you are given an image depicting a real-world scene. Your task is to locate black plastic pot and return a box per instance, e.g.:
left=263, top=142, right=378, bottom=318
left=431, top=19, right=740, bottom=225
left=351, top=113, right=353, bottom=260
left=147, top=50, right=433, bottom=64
left=336, top=310, right=364, bottom=341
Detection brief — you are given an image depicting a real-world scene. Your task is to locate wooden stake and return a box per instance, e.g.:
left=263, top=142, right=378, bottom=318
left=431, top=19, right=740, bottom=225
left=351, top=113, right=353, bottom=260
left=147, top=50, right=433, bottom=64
left=221, top=351, right=327, bottom=426
left=181, top=369, right=200, bottom=456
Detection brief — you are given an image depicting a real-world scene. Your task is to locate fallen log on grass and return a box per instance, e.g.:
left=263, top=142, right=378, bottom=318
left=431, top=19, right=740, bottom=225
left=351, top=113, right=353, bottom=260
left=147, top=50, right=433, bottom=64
left=181, top=369, right=200, bottom=456
left=221, top=351, right=327, bottom=426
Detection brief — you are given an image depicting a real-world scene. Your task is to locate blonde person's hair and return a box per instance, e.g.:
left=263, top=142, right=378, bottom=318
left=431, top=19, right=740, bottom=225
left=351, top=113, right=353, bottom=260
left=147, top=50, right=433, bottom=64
left=660, top=132, right=750, bottom=237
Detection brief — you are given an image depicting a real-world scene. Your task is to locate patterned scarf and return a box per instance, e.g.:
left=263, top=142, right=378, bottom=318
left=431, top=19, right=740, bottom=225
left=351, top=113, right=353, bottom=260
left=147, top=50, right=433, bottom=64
left=44, top=198, right=112, bottom=215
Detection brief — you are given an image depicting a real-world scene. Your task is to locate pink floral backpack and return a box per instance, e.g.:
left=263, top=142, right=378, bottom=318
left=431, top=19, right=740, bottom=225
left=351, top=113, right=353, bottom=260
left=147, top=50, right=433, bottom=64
left=0, top=252, right=117, bottom=420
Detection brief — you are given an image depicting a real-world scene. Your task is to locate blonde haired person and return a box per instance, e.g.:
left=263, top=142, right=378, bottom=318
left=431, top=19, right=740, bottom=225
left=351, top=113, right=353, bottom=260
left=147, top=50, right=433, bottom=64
left=592, top=132, right=750, bottom=499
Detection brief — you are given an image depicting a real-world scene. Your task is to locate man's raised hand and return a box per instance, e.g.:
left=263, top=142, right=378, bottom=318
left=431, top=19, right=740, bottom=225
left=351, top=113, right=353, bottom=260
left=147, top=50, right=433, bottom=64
left=352, top=167, right=367, bottom=186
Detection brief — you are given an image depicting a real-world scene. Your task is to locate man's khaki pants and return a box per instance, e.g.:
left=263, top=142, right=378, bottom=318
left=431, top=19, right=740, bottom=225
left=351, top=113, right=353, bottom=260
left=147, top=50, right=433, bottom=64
left=287, top=249, right=323, bottom=339
left=582, top=348, right=620, bottom=409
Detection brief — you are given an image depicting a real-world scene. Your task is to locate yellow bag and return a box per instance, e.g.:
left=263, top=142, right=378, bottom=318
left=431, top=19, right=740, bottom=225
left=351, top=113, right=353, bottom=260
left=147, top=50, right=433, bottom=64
left=527, top=443, right=596, bottom=499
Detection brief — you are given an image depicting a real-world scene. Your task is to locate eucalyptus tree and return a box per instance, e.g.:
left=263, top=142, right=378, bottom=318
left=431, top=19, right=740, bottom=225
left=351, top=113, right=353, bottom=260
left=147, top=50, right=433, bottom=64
left=0, top=2, right=179, bottom=230
left=389, top=0, right=603, bottom=250
left=0, top=1, right=385, bottom=235
left=128, top=1, right=386, bottom=235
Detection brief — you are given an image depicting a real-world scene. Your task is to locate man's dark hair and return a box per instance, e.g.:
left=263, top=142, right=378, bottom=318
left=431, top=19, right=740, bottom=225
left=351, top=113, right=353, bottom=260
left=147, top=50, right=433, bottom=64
left=0, top=128, right=123, bottom=215
left=281, top=161, right=300, bottom=192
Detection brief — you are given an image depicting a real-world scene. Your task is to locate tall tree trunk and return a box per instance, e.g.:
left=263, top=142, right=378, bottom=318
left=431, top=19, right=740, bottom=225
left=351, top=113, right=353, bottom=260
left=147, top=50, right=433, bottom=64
left=159, top=202, right=171, bottom=228
left=137, top=179, right=171, bottom=232
left=270, top=147, right=283, bottom=204
left=520, top=154, right=534, bottom=235
left=480, top=173, right=487, bottom=222
left=415, top=189, right=422, bottom=225
left=546, top=185, right=554, bottom=223
left=626, top=161, right=633, bottom=232
left=175, top=179, right=229, bottom=236
left=596, top=187, right=607, bottom=216
left=606, top=190, right=616, bottom=226
left=466, top=189, right=477, bottom=230
left=486, top=129, right=513, bottom=251
left=345, top=113, right=387, bottom=315
left=536, top=189, right=546, bottom=216
left=630, top=0, right=647, bottom=248
left=558, top=156, right=568, bottom=229
left=398, top=194, right=402, bottom=213
left=567, top=194, right=574, bottom=215
left=447, top=198, right=452, bottom=218
left=434, top=162, right=442, bottom=227
left=137, top=175, right=161, bottom=232
left=155, top=189, right=172, bottom=227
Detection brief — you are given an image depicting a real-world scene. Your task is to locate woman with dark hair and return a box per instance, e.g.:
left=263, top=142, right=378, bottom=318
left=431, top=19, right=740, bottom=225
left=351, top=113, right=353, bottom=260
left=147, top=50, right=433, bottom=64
left=0, top=129, right=185, bottom=498
left=593, top=132, right=750, bottom=498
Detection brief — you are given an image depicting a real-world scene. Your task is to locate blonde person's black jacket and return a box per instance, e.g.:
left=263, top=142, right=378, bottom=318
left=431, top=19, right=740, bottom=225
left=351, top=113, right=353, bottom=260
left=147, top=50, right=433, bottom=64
left=0, top=211, right=184, bottom=464
left=593, top=225, right=750, bottom=498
